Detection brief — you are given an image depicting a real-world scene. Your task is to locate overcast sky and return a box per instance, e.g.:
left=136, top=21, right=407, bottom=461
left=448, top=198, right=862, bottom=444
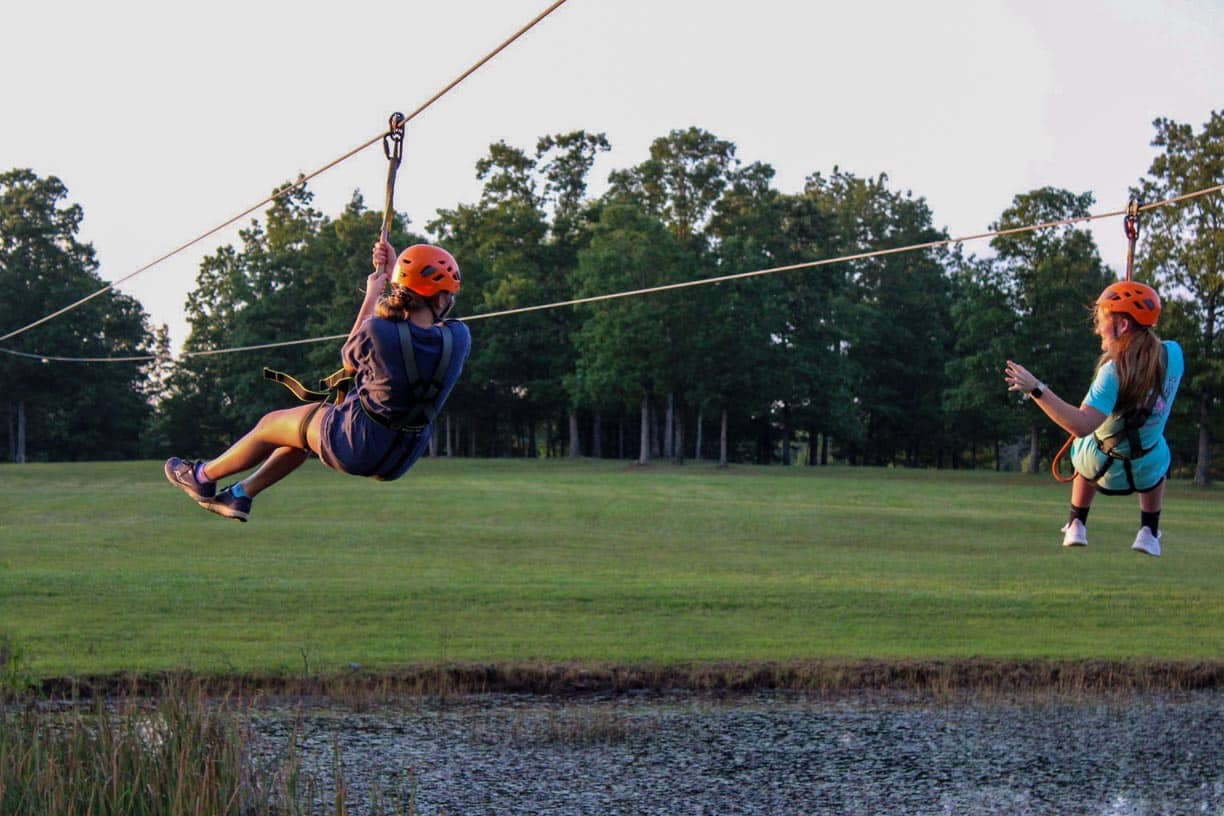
left=4, top=0, right=1222, bottom=353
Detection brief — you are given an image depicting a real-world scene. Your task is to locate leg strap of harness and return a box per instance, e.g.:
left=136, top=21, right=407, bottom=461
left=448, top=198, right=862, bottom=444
left=298, top=400, right=326, bottom=453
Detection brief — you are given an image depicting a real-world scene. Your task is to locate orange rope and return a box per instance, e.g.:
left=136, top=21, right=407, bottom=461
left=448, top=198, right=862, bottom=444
left=1051, top=435, right=1076, bottom=483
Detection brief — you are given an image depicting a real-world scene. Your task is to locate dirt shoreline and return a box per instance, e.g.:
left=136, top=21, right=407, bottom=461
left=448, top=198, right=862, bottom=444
left=37, top=658, right=1224, bottom=701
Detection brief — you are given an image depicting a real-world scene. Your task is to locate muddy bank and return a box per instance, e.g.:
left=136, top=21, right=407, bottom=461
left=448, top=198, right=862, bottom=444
left=40, top=658, right=1224, bottom=702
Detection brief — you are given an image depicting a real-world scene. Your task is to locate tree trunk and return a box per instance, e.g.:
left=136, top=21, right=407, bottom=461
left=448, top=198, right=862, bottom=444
left=445, top=415, right=453, bottom=457
left=1028, top=426, right=1040, bottom=474
left=821, top=434, right=830, bottom=466
left=618, top=413, right=625, bottom=460
left=781, top=404, right=792, bottom=466
left=569, top=411, right=581, bottom=458
left=1195, top=392, right=1212, bottom=486
left=694, top=411, right=703, bottom=461
left=664, top=393, right=674, bottom=459
left=719, top=407, right=729, bottom=468
left=16, top=401, right=26, bottom=463
left=592, top=413, right=603, bottom=459
left=639, top=394, right=650, bottom=465
left=428, top=427, right=438, bottom=457
left=649, top=400, right=661, bottom=459
left=673, top=402, right=685, bottom=465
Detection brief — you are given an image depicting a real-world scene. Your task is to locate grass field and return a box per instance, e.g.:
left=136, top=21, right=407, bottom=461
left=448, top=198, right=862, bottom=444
left=1, top=458, right=1221, bottom=685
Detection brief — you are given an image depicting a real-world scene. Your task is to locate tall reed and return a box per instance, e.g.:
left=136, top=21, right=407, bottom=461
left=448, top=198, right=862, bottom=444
left=0, top=681, right=414, bottom=815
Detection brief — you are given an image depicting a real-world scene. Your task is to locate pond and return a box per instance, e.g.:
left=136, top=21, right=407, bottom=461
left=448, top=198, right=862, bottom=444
left=252, top=691, right=1222, bottom=815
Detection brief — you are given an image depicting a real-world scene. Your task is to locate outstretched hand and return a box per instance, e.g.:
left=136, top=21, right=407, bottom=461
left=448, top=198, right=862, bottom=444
left=1004, top=360, right=1039, bottom=394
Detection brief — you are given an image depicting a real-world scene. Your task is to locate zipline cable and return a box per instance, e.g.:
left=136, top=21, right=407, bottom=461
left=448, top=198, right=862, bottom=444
left=0, top=0, right=571, bottom=346
left=3, top=182, right=1220, bottom=365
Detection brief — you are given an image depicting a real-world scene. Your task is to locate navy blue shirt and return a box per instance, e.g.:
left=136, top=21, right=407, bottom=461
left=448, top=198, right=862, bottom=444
left=318, top=317, right=470, bottom=480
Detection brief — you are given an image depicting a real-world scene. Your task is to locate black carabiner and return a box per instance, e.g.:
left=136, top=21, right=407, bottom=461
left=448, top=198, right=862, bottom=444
left=383, top=112, right=406, bottom=163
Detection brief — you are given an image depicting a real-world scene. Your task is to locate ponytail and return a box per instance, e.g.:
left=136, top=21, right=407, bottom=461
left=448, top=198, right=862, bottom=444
left=375, top=285, right=451, bottom=323
left=376, top=285, right=429, bottom=322
left=1104, top=325, right=1165, bottom=415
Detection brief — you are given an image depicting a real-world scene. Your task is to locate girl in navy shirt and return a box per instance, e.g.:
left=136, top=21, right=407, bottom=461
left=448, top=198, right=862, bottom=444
left=165, top=240, right=470, bottom=521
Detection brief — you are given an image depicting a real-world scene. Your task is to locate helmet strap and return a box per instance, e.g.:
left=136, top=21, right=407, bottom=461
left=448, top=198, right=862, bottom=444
left=429, top=293, right=455, bottom=323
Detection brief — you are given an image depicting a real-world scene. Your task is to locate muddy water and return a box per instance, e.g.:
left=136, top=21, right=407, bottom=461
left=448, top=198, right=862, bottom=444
left=252, top=691, right=1222, bottom=815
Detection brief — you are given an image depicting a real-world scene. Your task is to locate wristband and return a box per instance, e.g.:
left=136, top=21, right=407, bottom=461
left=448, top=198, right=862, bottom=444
left=1030, top=383, right=1045, bottom=399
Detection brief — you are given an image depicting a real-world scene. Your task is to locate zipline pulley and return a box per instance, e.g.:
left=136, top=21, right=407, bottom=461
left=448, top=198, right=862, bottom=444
left=380, top=112, right=407, bottom=244
left=1123, top=197, right=1141, bottom=282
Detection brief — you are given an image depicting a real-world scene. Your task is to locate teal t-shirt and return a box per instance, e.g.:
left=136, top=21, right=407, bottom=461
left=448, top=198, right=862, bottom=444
left=1071, top=339, right=1184, bottom=492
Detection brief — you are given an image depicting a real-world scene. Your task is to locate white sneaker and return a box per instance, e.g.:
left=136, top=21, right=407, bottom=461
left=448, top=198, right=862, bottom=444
left=1061, top=519, right=1088, bottom=547
left=1131, top=526, right=1162, bottom=557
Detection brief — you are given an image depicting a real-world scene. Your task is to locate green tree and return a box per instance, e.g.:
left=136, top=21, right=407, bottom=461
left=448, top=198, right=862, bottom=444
left=430, top=132, right=609, bottom=458
left=803, top=169, right=953, bottom=467
left=989, top=187, right=1115, bottom=473
left=571, top=203, right=694, bottom=464
left=605, top=128, right=743, bottom=461
left=0, top=169, right=153, bottom=461
left=943, top=251, right=1024, bottom=468
left=608, top=127, right=738, bottom=248
left=1136, top=111, right=1223, bottom=485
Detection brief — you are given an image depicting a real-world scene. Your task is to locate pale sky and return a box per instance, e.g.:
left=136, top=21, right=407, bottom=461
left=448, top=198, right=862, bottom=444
left=4, top=0, right=1222, bottom=353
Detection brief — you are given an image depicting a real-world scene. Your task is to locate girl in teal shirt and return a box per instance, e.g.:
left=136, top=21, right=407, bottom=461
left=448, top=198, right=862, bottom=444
left=1005, top=281, right=1182, bottom=557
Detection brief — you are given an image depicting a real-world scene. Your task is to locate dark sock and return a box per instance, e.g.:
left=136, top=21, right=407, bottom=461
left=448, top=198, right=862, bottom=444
left=1068, top=505, right=1090, bottom=527
left=1140, top=510, right=1160, bottom=535
left=195, top=462, right=211, bottom=483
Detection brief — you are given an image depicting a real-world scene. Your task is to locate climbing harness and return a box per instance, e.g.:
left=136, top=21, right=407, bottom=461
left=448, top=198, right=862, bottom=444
left=1051, top=350, right=1167, bottom=488
left=1082, top=348, right=1167, bottom=491
left=262, top=319, right=459, bottom=474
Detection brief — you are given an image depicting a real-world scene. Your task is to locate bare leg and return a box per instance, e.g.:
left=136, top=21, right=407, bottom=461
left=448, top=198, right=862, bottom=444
left=1070, top=474, right=1097, bottom=508
left=240, top=446, right=309, bottom=497
left=200, top=404, right=327, bottom=495
left=1139, top=479, right=1165, bottom=513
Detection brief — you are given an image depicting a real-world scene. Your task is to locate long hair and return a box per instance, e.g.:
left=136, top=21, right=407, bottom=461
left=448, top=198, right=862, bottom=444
left=375, top=285, right=430, bottom=322
left=1096, top=310, right=1166, bottom=415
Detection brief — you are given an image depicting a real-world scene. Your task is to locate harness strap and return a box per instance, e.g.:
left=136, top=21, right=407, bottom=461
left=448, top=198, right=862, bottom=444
left=1080, top=344, right=1168, bottom=489
left=263, top=368, right=331, bottom=402
left=264, top=321, right=459, bottom=478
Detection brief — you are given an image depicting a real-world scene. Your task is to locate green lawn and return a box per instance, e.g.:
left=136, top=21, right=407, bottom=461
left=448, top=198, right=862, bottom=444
left=1, top=458, right=1220, bottom=679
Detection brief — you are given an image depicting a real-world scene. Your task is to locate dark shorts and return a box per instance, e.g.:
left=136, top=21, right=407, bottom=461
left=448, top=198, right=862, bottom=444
left=317, top=397, right=425, bottom=480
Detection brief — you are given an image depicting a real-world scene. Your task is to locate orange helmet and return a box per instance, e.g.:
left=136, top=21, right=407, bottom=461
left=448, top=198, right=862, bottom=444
left=392, top=244, right=461, bottom=297
left=1097, top=281, right=1160, bottom=327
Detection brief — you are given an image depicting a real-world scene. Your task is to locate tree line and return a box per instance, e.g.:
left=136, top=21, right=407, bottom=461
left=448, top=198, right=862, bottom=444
left=1, top=112, right=1220, bottom=484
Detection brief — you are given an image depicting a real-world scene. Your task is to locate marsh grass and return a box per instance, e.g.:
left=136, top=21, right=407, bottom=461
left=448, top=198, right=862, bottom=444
left=0, top=681, right=416, bottom=815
